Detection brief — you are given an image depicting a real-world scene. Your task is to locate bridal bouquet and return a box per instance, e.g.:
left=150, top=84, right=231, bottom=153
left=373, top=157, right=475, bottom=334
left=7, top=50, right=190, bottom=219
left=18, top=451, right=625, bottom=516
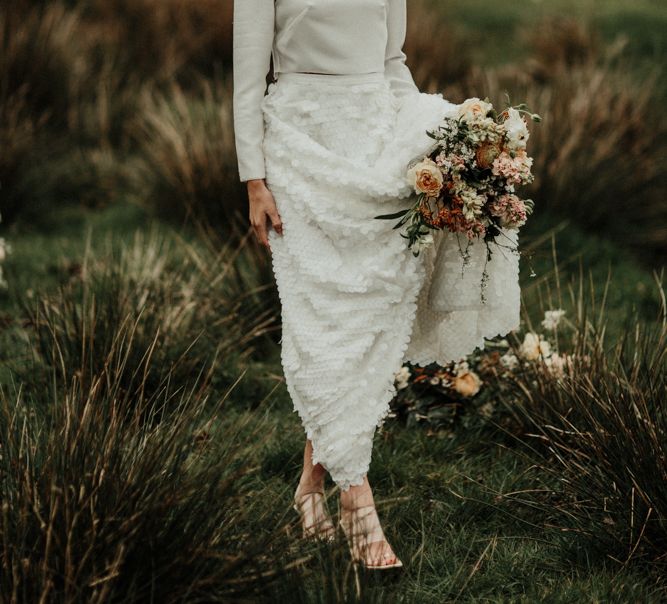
left=376, top=96, right=541, bottom=261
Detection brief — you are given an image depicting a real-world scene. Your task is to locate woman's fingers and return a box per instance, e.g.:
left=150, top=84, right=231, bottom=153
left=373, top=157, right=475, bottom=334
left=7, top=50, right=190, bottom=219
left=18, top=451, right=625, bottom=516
left=247, top=182, right=282, bottom=247
left=250, top=214, right=269, bottom=247
left=256, top=218, right=269, bottom=247
left=253, top=209, right=282, bottom=247
left=268, top=207, right=283, bottom=236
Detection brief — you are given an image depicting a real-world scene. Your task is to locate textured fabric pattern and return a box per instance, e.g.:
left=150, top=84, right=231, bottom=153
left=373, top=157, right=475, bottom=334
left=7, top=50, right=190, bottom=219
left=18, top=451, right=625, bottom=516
left=263, top=72, right=521, bottom=490
left=406, top=226, right=521, bottom=366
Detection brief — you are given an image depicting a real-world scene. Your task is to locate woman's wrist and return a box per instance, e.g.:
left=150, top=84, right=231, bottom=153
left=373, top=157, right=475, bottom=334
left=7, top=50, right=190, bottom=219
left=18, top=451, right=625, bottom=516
left=246, top=178, right=266, bottom=189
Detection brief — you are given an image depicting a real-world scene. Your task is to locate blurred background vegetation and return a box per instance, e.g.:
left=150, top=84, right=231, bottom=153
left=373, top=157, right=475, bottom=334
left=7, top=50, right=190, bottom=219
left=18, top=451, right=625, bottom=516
left=0, top=0, right=665, bottom=601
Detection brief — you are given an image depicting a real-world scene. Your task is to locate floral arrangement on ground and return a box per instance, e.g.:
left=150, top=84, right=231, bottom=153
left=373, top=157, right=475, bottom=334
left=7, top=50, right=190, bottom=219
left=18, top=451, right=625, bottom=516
left=389, top=308, right=578, bottom=433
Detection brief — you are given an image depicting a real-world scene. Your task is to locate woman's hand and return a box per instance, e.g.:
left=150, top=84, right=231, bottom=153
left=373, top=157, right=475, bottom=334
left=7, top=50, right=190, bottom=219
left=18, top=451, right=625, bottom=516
left=247, top=179, right=283, bottom=248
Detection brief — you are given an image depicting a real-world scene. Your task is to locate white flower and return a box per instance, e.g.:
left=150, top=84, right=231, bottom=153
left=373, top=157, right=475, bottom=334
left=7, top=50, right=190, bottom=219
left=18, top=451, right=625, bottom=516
left=541, top=309, right=566, bottom=331
left=412, top=233, right=434, bottom=254
left=468, top=117, right=502, bottom=144
left=429, top=376, right=441, bottom=386
left=453, top=360, right=469, bottom=376
left=395, top=365, right=410, bottom=379
left=394, top=365, right=411, bottom=390
left=519, top=332, right=551, bottom=361
left=544, top=352, right=568, bottom=377
left=504, top=107, right=530, bottom=151
left=500, top=352, right=519, bottom=370
left=459, top=188, right=486, bottom=221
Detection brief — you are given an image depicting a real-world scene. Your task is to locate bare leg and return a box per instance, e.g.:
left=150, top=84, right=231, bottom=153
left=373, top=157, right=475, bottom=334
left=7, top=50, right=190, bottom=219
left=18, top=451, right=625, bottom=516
left=339, top=475, right=400, bottom=567
left=294, top=439, right=335, bottom=540
left=296, top=439, right=327, bottom=493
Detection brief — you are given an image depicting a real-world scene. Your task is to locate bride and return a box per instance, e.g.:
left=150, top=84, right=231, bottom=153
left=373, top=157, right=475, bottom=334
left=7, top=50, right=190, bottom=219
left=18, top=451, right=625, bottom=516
left=232, top=0, right=521, bottom=570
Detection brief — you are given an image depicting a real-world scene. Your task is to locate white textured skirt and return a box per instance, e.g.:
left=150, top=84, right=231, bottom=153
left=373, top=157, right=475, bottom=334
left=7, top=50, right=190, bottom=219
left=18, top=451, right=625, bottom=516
left=262, top=72, right=520, bottom=490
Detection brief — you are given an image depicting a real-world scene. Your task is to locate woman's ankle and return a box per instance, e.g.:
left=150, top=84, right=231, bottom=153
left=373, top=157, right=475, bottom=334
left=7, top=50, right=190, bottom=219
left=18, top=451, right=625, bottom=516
left=340, top=475, right=374, bottom=510
left=297, top=463, right=326, bottom=494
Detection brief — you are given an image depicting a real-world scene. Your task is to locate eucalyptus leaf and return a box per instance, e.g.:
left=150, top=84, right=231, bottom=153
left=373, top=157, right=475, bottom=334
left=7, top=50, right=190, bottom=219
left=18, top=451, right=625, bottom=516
left=374, top=208, right=409, bottom=220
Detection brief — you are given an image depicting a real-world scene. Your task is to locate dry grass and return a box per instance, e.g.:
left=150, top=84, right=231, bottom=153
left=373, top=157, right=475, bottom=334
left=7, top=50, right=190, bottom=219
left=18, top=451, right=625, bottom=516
left=84, top=0, right=233, bottom=81
left=404, top=0, right=473, bottom=92
left=0, top=2, right=80, bottom=221
left=0, top=2, right=83, bottom=121
left=524, top=56, right=665, bottom=256
left=0, top=2, right=146, bottom=222
left=0, top=224, right=355, bottom=602
left=0, top=91, right=46, bottom=223
left=3, top=4, right=664, bottom=257
left=0, top=342, right=299, bottom=601
left=521, top=16, right=602, bottom=81
left=129, top=78, right=246, bottom=231
left=20, top=228, right=278, bottom=406
left=500, top=270, right=667, bottom=566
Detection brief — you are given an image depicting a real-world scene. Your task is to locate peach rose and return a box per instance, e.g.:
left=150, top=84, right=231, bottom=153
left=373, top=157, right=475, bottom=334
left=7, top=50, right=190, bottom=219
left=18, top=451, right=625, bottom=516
left=458, top=97, right=493, bottom=122
left=408, top=158, right=444, bottom=198
left=452, top=371, right=482, bottom=397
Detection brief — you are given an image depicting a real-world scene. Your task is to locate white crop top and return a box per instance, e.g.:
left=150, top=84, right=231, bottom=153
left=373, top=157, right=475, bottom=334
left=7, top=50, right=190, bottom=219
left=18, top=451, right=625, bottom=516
left=233, top=0, right=419, bottom=182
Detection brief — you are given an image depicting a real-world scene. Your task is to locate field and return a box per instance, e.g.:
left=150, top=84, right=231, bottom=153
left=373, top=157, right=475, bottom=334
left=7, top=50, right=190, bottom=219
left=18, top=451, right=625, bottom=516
left=441, top=0, right=666, bottom=65
left=0, top=0, right=666, bottom=601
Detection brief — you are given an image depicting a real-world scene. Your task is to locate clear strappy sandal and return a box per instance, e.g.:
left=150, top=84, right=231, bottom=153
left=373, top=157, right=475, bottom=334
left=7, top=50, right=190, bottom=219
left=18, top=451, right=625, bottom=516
left=293, top=489, right=336, bottom=542
left=339, top=504, right=404, bottom=570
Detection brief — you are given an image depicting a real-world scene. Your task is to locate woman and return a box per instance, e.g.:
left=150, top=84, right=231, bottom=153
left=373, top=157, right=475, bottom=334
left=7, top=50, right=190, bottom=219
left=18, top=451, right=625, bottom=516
left=232, top=0, right=520, bottom=569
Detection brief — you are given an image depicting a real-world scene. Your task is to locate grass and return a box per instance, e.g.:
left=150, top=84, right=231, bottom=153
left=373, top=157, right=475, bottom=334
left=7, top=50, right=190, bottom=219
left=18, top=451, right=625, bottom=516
left=435, top=0, right=667, bottom=67
left=1, top=204, right=666, bottom=601
left=0, top=343, right=302, bottom=601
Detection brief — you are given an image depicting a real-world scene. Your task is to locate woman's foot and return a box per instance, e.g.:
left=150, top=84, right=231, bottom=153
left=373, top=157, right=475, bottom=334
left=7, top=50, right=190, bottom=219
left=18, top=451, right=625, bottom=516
left=339, top=476, right=402, bottom=569
left=293, top=485, right=336, bottom=541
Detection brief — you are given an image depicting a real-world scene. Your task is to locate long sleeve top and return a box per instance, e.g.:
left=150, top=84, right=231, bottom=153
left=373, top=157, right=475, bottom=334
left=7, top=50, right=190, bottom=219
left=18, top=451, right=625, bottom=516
left=232, top=0, right=419, bottom=182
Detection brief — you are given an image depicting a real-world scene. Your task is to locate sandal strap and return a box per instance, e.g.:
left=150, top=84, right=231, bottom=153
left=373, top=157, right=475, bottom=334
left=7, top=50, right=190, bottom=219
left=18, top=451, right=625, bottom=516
left=294, top=490, right=326, bottom=509
left=293, top=490, right=335, bottom=539
left=340, top=504, right=387, bottom=546
left=340, top=503, right=376, bottom=513
left=295, top=489, right=325, bottom=499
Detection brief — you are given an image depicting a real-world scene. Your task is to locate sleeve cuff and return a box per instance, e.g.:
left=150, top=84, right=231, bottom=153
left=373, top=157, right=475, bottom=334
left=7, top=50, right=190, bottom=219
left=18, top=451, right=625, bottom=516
left=238, top=163, right=266, bottom=183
